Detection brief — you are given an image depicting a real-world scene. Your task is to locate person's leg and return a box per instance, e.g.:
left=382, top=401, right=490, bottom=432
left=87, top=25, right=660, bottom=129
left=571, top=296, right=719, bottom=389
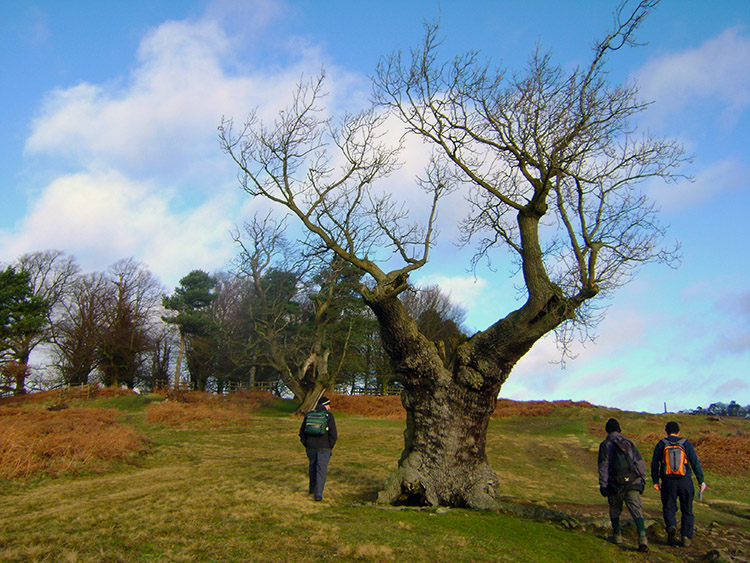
left=677, top=477, right=695, bottom=544
left=623, top=489, right=645, bottom=521
left=306, top=448, right=317, bottom=493
left=661, top=479, right=679, bottom=545
left=608, top=491, right=624, bottom=543
left=624, top=490, right=648, bottom=552
left=312, top=448, right=332, bottom=500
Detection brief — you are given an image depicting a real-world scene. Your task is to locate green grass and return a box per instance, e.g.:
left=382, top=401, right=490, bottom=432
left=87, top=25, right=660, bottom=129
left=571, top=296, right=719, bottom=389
left=0, top=395, right=747, bottom=562
left=85, top=392, right=165, bottom=412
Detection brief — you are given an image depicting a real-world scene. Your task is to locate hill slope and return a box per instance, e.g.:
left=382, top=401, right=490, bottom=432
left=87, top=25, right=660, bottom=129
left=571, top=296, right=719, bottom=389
left=0, top=390, right=748, bottom=562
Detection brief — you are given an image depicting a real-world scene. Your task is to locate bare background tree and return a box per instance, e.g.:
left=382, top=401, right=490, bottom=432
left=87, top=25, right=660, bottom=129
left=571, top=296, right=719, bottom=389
left=231, top=213, right=372, bottom=411
left=221, top=0, right=687, bottom=509
left=97, top=259, right=164, bottom=389
left=51, top=272, right=108, bottom=386
left=400, top=284, right=468, bottom=363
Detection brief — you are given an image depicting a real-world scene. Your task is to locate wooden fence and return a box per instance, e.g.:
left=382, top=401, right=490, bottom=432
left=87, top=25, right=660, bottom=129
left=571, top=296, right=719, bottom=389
left=334, top=385, right=402, bottom=396
left=57, top=383, right=97, bottom=401
left=221, top=381, right=274, bottom=394
left=170, top=380, right=275, bottom=394
left=10, top=380, right=400, bottom=400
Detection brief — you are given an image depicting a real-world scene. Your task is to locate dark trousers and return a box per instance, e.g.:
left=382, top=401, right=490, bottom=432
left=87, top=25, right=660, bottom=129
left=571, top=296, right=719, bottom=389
left=660, top=477, right=695, bottom=539
left=306, top=448, right=331, bottom=498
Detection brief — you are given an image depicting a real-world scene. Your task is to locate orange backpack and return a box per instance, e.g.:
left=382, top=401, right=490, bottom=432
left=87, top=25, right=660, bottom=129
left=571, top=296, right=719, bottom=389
left=662, top=438, right=688, bottom=477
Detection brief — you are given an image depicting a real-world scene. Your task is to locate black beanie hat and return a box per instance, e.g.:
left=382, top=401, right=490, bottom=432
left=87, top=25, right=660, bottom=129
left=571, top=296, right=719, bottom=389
left=317, top=396, right=331, bottom=408
left=665, top=421, right=680, bottom=434
left=605, top=418, right=621, bottom=433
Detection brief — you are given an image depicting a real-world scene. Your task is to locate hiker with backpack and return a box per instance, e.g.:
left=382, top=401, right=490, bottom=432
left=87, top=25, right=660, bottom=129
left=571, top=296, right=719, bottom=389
left=651, top=421, right=705, bottom=548
left=598, top=418, right=650, bottom=552
left=299, top=396, right=337, bottom=501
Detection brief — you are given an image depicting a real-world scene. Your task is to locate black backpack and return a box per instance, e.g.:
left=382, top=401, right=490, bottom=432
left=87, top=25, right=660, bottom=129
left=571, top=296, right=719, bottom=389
left=610, top=437, right=639, bottom=488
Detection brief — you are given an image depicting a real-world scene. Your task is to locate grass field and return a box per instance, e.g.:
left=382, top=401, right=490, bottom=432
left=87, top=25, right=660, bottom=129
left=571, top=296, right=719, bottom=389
left=0, top=390, right=748, bottom=562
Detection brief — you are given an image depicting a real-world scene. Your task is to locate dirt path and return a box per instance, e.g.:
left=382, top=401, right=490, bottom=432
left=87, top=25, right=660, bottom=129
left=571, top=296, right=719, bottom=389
left=544, top=501, right=750, bottom=562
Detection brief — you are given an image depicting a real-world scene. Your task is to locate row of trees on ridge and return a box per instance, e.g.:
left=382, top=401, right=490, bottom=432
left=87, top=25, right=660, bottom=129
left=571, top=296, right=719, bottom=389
left=688, top=401, right=750, bottom=418
left=0, top=242, right=466, bottom=412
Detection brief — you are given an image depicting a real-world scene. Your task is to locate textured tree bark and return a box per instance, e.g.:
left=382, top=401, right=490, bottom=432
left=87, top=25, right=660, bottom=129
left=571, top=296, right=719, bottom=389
left=296, top=348, right=335, bottom=413
left=296, top=380, right=330, bottom=414
left=378, top=374, right=504, bottom=509
left=173, top=334, right=185, bottom=390
left=368, top=282, right=570, bottom=509
left=10, top=362, right=29, bottom=396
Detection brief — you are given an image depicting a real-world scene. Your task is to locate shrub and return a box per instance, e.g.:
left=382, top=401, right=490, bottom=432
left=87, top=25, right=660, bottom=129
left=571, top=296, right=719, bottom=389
left=0, top=407, right=149, bottom=479
left=145, top=391, right=274, bottom=427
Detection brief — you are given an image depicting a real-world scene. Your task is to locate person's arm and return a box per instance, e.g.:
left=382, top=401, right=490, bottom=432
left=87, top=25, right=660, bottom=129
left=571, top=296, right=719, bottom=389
left=299, top=416, right=308, bottom=447
left=327, top=412, right=337, bottom=450
left=597, top=441, right=609, bottom=495
left=651, top=441, right=663, bottom=490
left=632, top=443, right=648, bottom=482
left=685, top=440, right=705, bottom=485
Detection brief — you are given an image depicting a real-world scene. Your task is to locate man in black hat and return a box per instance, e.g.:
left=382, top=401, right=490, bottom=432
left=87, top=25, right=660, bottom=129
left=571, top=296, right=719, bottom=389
left=598, top=418, right=649, bottom=552
left=651, top=421, right=705, bottom=548
left=299, top=396, right=337, bottom=501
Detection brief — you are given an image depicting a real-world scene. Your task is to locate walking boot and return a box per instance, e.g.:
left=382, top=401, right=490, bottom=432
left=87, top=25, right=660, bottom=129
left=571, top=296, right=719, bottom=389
left=666, top=526, right=678, bottom=546
left=681, top=536, right=691, bottom=548
left=638, top=534, right=649, bottom=552
left=611, top=518, right=622, bottom=545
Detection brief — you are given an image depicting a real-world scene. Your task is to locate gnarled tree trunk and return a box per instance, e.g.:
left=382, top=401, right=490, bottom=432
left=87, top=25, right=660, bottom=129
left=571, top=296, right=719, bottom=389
left=296, top=346, right=335, bottom=413
left=369, top=280, right=573, bottom=509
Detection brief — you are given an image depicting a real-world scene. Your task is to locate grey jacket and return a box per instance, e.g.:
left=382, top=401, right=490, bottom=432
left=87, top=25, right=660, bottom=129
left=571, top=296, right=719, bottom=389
left=598, top=431, right=647, bottom=492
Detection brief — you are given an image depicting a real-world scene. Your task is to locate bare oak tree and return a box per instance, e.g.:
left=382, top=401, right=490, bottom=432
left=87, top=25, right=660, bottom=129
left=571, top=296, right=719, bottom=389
left=220, top=1, right=686, bottom=509
left=51, top=272, right=108, bottom=386
left=97, top=259, right=164, bottom=389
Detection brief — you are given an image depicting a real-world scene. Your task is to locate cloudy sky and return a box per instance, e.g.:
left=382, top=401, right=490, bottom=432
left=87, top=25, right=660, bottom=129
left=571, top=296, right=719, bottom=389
left=1, top=0, right=748, bottom=413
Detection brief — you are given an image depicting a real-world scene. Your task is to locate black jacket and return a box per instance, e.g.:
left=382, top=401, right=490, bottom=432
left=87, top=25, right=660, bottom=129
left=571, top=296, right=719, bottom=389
left=651, top=435, right=704, bottom=484
left=299, top=407, right=337, bottom=450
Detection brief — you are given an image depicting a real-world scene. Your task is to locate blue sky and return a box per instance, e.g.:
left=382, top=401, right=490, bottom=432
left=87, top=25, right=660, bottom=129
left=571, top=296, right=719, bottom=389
left=1, top=1, right=748, bottom=413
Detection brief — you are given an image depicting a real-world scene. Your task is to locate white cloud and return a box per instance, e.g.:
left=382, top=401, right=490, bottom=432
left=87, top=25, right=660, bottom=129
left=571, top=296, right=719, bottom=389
left=23, top=17, right=349, bottom=184
left=17, top=7, right=471, bottom=292
left=203, top=0, right=288, bottom=39
left=0, top=171, right=243, bottom=286
left=713, top=377, right=748, bottom=399
left=647, top=157, right=748, bottom=211
left=636, top=28, right=750, bottom=121
left=414, top=273, right=489, bottom=314
left=22, top=6, right=50, bottom=46
left=9, top=12, right=368, bottom=286
left=499, top=299, right=666, bottom=408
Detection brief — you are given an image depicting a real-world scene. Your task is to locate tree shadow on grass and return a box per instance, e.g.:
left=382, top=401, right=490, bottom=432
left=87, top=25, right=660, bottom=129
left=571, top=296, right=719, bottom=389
left=328, top=467, right=384, bottom=504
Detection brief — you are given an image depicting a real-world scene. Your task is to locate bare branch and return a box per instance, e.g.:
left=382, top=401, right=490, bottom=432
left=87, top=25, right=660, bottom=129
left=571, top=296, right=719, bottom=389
left=220, top=71, right=447, bottom=300
left=374, top=1, right=687, bottom=342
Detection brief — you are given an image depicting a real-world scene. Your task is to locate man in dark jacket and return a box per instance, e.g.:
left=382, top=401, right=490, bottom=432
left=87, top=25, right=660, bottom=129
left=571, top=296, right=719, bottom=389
left=299, top=396, right=337, bottom=501
left=651, top=421, right=705, bottom=548
left=598, top=418, right=649, bottom=552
